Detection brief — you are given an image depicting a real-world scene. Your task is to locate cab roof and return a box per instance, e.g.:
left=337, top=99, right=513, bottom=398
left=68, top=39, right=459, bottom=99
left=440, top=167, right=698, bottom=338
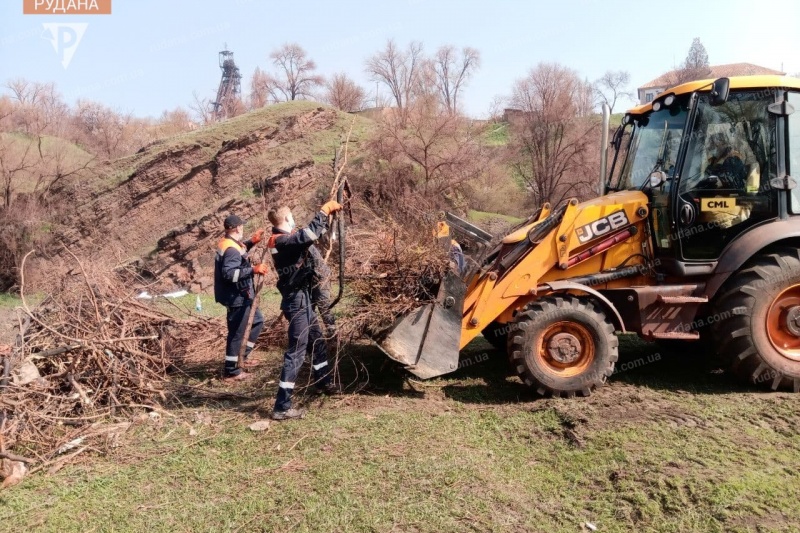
left=627, top=75, right=800, bottom=115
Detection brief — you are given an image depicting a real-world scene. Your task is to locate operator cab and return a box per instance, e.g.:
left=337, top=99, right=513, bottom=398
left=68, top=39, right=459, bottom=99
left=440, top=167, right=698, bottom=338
left=607, top=75, right=800, bottom=276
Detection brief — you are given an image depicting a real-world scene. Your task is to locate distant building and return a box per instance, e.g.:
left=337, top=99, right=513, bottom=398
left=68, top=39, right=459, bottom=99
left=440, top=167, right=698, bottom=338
left=637, top=63, right=785, bottom=104
left=503, top=108, right=526, bottom=124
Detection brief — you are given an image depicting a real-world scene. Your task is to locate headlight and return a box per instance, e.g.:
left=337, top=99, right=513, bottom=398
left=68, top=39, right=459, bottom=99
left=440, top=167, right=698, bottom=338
left=652, top=101, right=662, bottom=112
left=664, top=95, right=675, bottom=106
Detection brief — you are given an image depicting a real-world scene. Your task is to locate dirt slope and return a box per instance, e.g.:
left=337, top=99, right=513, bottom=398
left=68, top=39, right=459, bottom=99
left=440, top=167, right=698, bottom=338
left=50, top=102, right=371, bottom=291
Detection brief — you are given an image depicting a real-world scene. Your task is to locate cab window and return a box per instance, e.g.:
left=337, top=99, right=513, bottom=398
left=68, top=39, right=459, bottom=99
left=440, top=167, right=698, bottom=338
left=677, top=91, right=778, bottom=260
left=789, top=92, right=800, bottom=213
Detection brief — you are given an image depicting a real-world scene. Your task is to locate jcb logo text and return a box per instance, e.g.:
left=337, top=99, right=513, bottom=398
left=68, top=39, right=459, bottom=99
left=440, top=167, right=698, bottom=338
left=575, top=210, right=629, bottom=243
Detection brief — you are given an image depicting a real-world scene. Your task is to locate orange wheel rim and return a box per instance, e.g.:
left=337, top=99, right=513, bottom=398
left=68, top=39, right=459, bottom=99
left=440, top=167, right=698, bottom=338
left=766, top=284, right=800, bottom=362
left=535, top=321, right=595, bottom=377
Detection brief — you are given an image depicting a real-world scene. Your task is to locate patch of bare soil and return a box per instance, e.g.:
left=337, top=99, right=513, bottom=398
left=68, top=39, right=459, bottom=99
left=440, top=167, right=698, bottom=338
left=0, top=307, right=16, bottom=346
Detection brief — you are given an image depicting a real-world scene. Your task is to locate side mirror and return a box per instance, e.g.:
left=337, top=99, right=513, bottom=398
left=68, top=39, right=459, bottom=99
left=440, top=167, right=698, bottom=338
left=612, top=125, right=624, bottom=151
left=709, top=77, right=730, bottom=107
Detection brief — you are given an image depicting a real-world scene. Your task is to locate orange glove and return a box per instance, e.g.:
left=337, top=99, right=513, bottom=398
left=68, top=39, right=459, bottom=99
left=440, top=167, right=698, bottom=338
left=249, top=228, right=265, bottom=244
left=321, top=201, right=343, bottom=215
left=252, top=263, right=269, bottom=276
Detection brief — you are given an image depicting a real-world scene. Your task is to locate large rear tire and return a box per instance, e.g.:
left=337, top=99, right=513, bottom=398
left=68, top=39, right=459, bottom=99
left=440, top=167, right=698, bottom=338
left=508, top=295, right=618, bottom=397
left=712, top=248, right=800, bottom=391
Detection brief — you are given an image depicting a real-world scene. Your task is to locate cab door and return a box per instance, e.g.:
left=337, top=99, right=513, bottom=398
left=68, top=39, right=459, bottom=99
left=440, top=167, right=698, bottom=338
left=676, top=91, right=781, bottom=260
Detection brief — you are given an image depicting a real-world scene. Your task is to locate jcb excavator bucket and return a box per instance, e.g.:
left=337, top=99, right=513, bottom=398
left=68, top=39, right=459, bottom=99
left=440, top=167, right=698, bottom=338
left=376, top=271, right=466, bottom=379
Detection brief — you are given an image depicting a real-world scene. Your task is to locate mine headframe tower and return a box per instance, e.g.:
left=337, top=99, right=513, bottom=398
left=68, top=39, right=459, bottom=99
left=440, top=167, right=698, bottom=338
left=210, top=46, right=242, bottom=120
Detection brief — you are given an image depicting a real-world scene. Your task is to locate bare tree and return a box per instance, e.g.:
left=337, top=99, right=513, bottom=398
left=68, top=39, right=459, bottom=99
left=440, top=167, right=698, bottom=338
left=508, top=62, right=599, bottom=207
left=5, top=79, right=67, bottom=137
left=72, top=100, right=132, bottom=159
left=154, top=107, right=194, bottom=139
left=368, top=98, right=489, bottom=198
left=249, top=67, right=270, bottom=109
left=672, top=38, right=711, bottom=85
left=0, top=136, right=34, bottom=208
left=365, top=40, right=425, bottom=110
left=219, top=97, right=246, bottom=119
left=262, top=43, right=324, bottom=102
left=432, top=45, right=480, bottom=114
left=574, top=77, right=596, bottom=117
left=189, top=91, right=214, bottom=125
left=6, top=78, right=42, bottom=105
left=486, top=95, right=507, bottom=123
left=593, top=70, right=633, bottom=113
left=324, top=73, right=366, bottom=112
left=31, top=140, right=94, bottom=199
left=0, top=96, right=13, bottom=130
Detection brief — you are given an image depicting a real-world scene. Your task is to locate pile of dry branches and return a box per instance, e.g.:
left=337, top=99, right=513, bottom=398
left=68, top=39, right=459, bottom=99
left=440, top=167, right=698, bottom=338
left=331, top=199, right=451, bottom=342
left=0, top=252, right=227, bottom=487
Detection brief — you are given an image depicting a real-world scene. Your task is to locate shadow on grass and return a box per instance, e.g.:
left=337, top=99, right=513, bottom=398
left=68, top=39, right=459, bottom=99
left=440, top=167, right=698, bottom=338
left=164, top=332, right=757, bottom=416
left=609, top=334, right=763, bottom=395
left=413, top=334, right=749, bottom=404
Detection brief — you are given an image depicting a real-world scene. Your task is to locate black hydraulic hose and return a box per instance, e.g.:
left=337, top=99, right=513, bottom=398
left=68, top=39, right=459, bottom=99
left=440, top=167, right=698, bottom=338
left=498, top=203, right=567, bottom=272
left=329, top=182, right=346, bottom=309
left=550, top=264, right=645, bottom=288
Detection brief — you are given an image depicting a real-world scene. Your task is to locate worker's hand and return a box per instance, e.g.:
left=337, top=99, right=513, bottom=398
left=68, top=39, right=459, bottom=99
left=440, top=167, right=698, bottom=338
left=252, top=263, right=269, bottom=276
left=698, top=176, right=722, bottom=189
left=321, top=201, right=343, bottom=215
left=249, top=228, right=265, bottom=244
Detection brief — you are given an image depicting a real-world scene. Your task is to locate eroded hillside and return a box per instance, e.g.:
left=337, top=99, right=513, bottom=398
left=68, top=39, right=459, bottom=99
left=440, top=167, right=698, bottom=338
left=51, top=102, right=371, bottom=291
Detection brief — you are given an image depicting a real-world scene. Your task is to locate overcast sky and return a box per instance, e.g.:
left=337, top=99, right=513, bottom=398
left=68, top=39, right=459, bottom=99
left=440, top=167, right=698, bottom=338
left=1, top=0, right=799, bottom=119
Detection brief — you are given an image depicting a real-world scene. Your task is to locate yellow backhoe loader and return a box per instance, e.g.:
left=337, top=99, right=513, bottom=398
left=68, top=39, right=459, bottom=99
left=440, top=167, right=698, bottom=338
left=377, top=75, right=800, bottom=396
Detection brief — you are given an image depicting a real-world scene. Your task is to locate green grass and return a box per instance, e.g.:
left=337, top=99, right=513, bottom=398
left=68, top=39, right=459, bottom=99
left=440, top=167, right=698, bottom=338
left=467, top=209, right=524, bottom=225
left=153, top=289, right=284, bottom=319
left=2, top=336, right=798, bottom=532
left=483, top=122, right=509, bottom=146
left=0, top=292, right=44, bottom=309
left=0, top=132, right=94, bottom=194
left=0, top=292, right=21, bottom=309
left=103, top=101, right=373, bottom=193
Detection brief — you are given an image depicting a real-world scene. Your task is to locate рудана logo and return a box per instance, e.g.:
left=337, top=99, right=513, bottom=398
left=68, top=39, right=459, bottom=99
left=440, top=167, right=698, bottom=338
left=42, top=23, right=88, bottom=69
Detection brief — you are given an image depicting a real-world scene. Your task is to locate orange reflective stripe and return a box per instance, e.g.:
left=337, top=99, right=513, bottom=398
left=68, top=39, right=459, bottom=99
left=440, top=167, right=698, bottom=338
left=217, top=237, right=245, bottom=254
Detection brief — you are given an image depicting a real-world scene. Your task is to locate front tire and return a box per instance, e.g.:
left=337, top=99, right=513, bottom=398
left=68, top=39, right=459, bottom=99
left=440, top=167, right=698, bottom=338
left=508, top=296, right=618, bottom=397
left=712, top=248, right=800, bottom=391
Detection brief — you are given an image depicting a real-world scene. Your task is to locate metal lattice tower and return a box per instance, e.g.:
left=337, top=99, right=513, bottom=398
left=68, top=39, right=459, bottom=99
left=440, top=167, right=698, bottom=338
left=210, top=46, right=242, bottom=120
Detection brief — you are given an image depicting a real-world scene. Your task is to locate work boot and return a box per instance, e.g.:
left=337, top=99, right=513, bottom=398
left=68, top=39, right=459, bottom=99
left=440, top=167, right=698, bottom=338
left=271, top=408, right=306, bottom=421
left=222, top=370, right=252, bottom=382
left=318, top=382, right=342, bottom=396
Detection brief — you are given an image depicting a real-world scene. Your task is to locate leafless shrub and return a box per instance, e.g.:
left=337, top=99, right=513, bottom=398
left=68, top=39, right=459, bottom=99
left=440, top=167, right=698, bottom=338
left=323, top=73, right=366, bottom=112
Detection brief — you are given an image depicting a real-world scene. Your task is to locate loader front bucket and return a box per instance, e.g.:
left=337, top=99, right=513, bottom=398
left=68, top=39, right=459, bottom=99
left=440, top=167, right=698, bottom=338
left=376, top=271, right=466, bottom=379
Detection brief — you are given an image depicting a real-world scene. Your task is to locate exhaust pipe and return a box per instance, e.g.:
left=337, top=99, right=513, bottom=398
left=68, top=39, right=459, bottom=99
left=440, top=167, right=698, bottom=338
left=599, top=103, right=611, bottom=196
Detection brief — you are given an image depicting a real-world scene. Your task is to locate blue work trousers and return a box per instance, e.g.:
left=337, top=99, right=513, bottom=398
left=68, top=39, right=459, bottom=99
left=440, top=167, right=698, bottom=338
left=274, top=290, right=330, bottom=411
left=224, top=303, right=264, bottom=376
